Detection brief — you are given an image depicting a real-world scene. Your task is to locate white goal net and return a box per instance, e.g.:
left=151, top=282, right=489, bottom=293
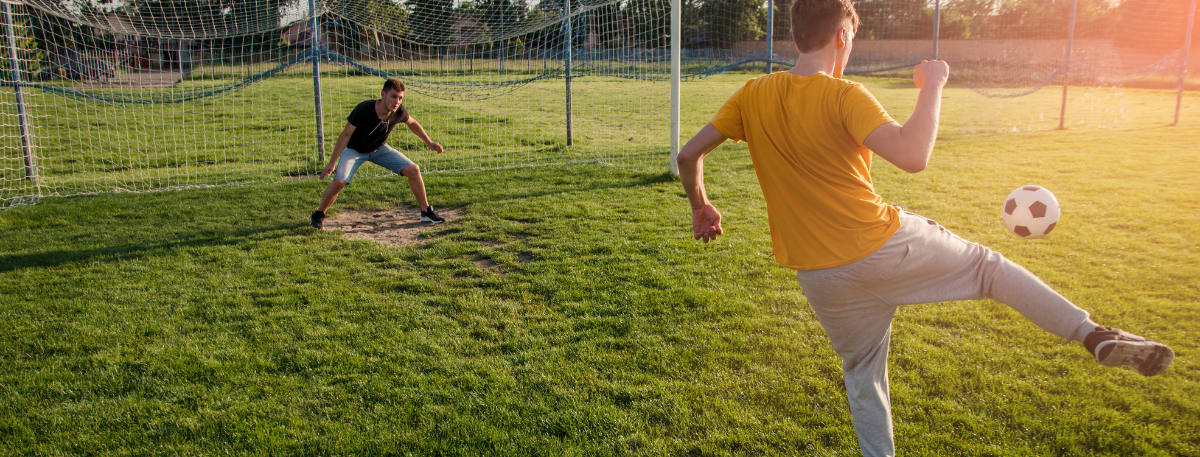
left=1, top=0, right=675, bottom=207
left=1, top=0, right=1195, bottom=207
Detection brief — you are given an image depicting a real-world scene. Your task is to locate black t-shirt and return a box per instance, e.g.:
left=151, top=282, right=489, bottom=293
left=345, top=100, right=410, bottom=153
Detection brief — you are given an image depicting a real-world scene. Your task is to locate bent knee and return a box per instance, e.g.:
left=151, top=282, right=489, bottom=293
left=402, top=164, right=421, bottom=176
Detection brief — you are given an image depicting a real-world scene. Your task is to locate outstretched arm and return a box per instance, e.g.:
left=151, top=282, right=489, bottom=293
left=863, top=59, right=950, bottom=173
left=405, top=116, right=444, bottom=154
left=677, top=123, right=727, bottom=243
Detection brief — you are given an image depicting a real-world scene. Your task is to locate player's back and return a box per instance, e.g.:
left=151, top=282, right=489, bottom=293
left=719, top=71, right=887, bottom=176
left=710, top=71, right=899, bottom=270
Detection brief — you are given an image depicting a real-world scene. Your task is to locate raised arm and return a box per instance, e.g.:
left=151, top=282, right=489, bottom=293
left=863, top=60, right=950, bottom=173
left=405, top=115, right=444, bottom=154
left=677, top=123, right=728, bottom=243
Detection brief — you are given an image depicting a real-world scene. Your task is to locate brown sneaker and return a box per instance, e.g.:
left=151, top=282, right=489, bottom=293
left=1083, top=327, right=1174, bottom=376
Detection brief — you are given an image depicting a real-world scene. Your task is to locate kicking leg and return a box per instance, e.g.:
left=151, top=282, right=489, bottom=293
left=876, top=210, right=1172, bottom=375
left=946, top=242, right=1173, bottom=374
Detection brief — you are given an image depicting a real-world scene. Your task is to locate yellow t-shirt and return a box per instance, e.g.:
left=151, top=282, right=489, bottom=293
left=710, top=71, right=900, bottom=270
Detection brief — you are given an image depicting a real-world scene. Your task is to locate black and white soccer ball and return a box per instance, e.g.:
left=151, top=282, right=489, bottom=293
left=1002, top=185, right=1060, bottom=239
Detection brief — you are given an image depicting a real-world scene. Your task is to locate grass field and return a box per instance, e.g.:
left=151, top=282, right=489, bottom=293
left=1, top=73, right=1198, bottom=455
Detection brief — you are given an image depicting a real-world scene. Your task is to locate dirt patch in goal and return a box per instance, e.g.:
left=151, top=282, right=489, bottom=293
left=322, top=205, right=463, bottom=247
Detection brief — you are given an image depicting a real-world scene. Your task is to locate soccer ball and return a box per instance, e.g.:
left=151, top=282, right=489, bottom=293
left=1001, top=185, right=1060, bottom=239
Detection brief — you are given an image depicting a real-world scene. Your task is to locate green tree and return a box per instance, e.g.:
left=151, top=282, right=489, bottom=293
left=938, top=0, right=999, bottom=39
left=771, top=0, right=793, bottom=40
left=361, top=0, right=410, bottom=46
left=406, top=0, right=454, bottom=46
left=700, top=0, right=766, bottom=47
left=1, top=10, right=45, bottom=77
left=982, top=0, right=1112, bottom=39
left=520, top=2, right=560, bottom=51
left=589, top=3, right=622, bottom=48
left=461, top=0, right=527, bottom=35
left=121, top=0, right=285, bottom=38
left=626, top=0, right=670, bottom=49
left=856, top=0, right=933, bottom=40
left=114, top=0, right=287, bottom=56
left=30, top=9, right=76, bottom=62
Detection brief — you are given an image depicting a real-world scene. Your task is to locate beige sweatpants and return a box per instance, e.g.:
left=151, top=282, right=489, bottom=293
left=796, top=210, right=1096, bottom=457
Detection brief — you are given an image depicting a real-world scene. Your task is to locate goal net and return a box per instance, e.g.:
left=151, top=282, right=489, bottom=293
left=0, top=0, right=675, bottom=207
left=1, top=0, right=1195, bottom=207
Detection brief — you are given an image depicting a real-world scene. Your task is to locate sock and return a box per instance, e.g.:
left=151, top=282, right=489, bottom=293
left=1072, top=319, right=1102, bottom=344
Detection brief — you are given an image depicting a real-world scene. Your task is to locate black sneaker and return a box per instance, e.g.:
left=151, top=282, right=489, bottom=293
left=1083, top=327, right=1174, bottom=376
left=310, top=210, right=325, bottom=229
left=420, top=206, right=444, bottom=224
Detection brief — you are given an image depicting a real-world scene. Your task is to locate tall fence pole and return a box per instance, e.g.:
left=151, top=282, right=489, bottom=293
left=565, top=0, right=573, bottom=147
left=932, top=0, right=940, bottom=60
left=310, top=0, right=326, bottom=163
left=1058, top=0, right=1078, bottom=130
left=1175, top=0, right=1197, bottom=126
left=766, top=0, right=774, bottom=74
left=2, top=3, right=35, bottom=185
left=500, top=6, right=505, bottom=73
left=669, top=0, right=681, bottom=177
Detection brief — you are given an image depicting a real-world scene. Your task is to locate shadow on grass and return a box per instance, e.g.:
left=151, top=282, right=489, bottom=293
left=0, top=224, right=303, bottom=273
left=0, top=165, right=678, bottom=272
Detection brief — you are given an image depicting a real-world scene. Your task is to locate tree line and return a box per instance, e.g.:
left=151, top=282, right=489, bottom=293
left=691, top=0, right=1195, bottom=48
left=18, top=0, right=1199, bottom=60
left=389, top=0, right=1196, bottom=50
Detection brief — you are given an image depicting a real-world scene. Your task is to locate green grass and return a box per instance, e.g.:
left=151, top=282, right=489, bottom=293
left=0, top=75, right=1198, bottom=455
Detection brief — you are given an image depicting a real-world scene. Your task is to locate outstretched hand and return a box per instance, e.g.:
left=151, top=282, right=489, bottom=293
left=692, top=204, right=724, bottom=243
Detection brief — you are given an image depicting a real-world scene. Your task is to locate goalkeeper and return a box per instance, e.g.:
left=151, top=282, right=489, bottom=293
left=676, top=0, right=1174, bottom=455
left=311, top=78, right=445, bottom=228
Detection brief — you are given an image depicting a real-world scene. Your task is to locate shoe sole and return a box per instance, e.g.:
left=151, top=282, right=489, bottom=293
left=1097, top=340, right=1174, bottom=376
left=420, top=217, right=444, bottom=224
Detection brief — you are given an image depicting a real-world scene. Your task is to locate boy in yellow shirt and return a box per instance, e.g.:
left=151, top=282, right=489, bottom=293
left=676, top=0, right=1174, bottom=455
